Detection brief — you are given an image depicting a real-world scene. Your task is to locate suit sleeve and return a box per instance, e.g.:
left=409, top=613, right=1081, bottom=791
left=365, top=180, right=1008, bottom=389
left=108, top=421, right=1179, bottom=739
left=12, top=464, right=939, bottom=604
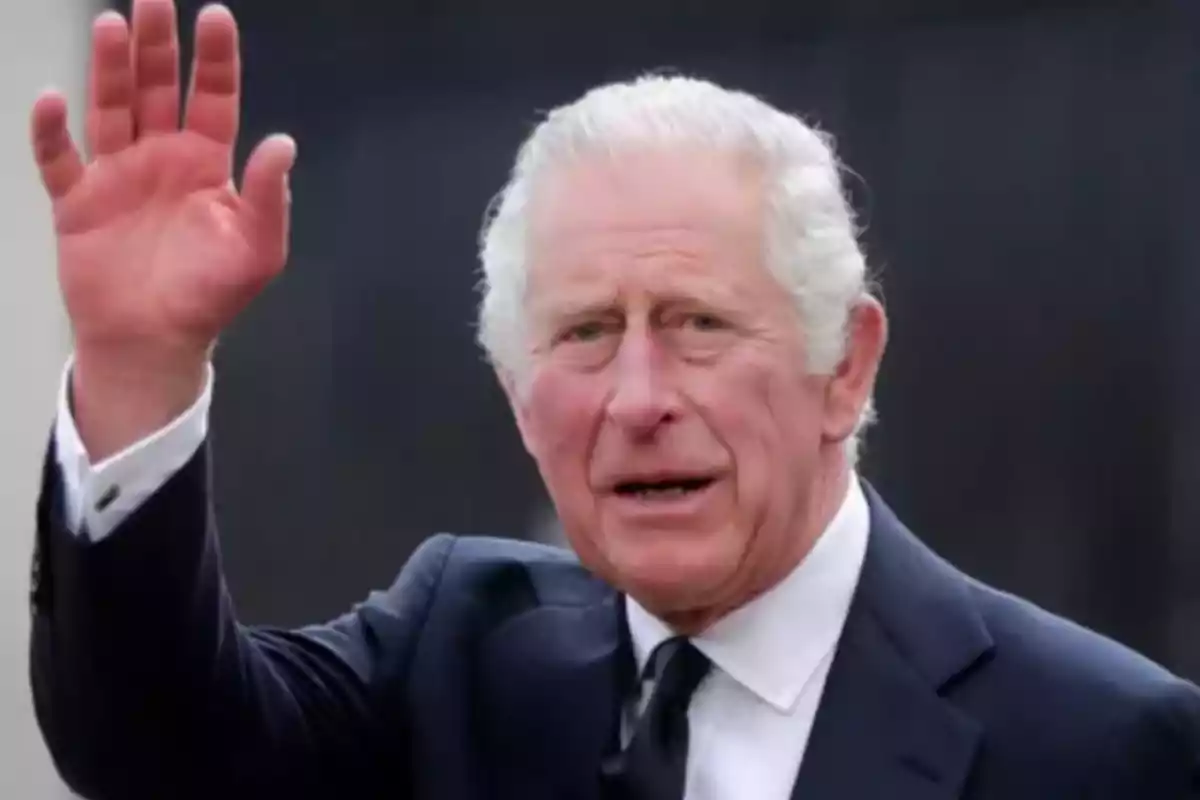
left=30, top=436, right=456, bottom=799
left=1088, top=678, right=1200, bottom=798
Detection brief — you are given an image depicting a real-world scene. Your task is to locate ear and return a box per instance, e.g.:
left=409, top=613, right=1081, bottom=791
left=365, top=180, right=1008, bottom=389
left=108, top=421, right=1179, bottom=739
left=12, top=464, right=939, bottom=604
left=822, top=296, right=888, bottom=444
left=497, top=367, right=538, bottom=456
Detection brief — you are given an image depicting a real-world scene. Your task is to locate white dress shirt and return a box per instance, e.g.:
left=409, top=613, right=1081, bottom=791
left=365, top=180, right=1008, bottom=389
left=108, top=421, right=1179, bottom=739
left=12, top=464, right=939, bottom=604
left=625, top=474, right=869, bottom=800
left=53, top=358, right=871, bottom=799
left=54, top=358, right=213, bottom=540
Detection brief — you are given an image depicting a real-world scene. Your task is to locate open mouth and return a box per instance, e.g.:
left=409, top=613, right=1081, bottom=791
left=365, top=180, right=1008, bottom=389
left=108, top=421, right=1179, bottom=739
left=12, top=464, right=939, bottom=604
left=612, top=476, right=717, bottom=500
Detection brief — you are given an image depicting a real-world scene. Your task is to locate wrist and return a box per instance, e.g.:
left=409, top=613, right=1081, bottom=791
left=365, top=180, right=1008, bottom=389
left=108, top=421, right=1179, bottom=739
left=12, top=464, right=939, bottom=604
left=70, top=345, right=210, bottom=462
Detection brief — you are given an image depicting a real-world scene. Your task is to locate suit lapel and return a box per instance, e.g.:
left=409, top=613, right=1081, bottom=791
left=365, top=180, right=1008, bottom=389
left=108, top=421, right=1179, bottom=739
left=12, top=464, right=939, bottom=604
left=790, top=603, right=983, bottom=799
left=792, top=483, right=993, bottom=800
left=478, top=591, right=630, bottom=800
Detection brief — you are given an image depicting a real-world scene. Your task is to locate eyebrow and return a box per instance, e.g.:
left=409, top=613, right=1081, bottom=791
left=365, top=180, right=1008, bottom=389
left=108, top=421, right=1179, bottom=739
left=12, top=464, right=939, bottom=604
left=525, top=262, right=763, bottom=323
left=528, top=289, right=622, bottom=321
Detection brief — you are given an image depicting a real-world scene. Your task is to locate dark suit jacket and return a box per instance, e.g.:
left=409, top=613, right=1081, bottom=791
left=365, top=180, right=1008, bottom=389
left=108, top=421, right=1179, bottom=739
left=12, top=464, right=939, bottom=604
left=29, top=440, right=1200, bottom=799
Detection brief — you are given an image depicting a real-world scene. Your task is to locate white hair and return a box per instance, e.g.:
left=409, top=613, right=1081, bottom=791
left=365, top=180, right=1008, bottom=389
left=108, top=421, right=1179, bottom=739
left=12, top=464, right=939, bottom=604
left=476, top=74, right=876, bottom=464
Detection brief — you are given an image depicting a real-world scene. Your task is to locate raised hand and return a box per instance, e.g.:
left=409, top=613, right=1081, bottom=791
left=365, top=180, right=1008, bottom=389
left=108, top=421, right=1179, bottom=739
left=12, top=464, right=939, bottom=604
left=30, top=0, right=296, bottom=459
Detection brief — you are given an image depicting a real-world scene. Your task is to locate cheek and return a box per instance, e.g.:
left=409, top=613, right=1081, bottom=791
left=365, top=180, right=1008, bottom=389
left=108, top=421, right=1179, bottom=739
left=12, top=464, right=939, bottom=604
left=694, top=360, right=820, bottom=509
left=762, top=370, right=827, bottom=469
left=522, top=369, right=606, bottom=480
left=688, top=364, right=780, bottom=494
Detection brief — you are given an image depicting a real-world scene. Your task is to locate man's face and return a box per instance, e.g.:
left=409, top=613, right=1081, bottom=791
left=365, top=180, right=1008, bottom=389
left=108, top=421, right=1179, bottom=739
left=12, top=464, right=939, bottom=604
left=507, top=148, right=880, bottom=622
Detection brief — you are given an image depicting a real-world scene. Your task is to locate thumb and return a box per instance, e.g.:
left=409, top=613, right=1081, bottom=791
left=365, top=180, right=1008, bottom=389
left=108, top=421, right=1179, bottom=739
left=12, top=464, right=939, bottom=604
left=240, top=133, right=297, bottom=276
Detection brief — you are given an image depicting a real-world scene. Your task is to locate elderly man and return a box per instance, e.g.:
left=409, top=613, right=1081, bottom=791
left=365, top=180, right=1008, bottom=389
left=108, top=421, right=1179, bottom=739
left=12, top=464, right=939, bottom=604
left=26, top=1, right=1200, bottom=798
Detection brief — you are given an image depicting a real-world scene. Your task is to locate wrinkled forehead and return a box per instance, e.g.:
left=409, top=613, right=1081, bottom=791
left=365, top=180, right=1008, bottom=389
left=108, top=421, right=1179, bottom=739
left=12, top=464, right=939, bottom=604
left=528, top=147, right=764, bottom=247
left=524, top=147, right=771, bottom=298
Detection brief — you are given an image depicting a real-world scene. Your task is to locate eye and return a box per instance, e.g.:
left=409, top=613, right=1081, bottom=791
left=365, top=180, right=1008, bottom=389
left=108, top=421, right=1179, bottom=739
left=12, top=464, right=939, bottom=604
left=559, top=319, right=617, bottom=344
left=662, top=309, right=737, bottom=359
left=676, top=309, right=729, bottom=331
left=684, top=312, right=728, bottom=332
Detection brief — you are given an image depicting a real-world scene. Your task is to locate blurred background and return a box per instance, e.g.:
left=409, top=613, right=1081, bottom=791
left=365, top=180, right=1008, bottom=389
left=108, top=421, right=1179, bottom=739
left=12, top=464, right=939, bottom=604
left=2, top=0, right=1197, bottom=793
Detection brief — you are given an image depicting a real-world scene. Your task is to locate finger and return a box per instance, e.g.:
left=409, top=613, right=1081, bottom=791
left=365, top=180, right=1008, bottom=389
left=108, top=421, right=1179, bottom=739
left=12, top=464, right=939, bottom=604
left=86, top=11, right=134, bottom=157
left=240, top=135, right=297, bottom=274
left=132, top=0, right=181, bottom=135
left=31, top=91, right=86, bottom=199
left=183, top=4, right=240, bottom=146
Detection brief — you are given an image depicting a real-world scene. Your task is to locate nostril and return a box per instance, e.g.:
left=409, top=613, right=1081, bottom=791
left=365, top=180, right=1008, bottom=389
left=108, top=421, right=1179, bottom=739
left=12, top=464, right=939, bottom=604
left=606, top=406, right=679, bottom=437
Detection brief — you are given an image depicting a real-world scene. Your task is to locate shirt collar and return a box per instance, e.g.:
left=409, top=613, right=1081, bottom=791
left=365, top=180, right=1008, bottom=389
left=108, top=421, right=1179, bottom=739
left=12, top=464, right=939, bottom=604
left=625, top=473, right=870, bottom=712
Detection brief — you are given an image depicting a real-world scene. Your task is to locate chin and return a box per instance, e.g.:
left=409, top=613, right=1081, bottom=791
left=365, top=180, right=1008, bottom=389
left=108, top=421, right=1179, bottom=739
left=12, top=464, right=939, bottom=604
left=603, top=532, right=741, bottom=616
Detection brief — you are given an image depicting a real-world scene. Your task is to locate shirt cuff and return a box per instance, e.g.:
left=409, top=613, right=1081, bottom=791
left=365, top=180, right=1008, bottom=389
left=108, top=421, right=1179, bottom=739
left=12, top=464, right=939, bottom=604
left=53, top=356, right=213, bottom=541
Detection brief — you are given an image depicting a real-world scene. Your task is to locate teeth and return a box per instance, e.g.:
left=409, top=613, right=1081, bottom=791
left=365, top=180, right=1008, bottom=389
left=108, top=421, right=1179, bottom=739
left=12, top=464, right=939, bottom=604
left=635, top=486, right=690, bottom=498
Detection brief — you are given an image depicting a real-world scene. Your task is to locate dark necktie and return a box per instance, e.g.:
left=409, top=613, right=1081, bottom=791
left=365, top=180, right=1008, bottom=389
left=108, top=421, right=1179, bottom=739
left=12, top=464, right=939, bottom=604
left=601, top=637, right=712, bottom=800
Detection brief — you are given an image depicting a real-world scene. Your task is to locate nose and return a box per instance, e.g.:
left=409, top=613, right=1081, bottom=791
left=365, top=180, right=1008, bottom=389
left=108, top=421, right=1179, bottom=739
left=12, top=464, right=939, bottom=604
left=605, top=329, right=680, bottom=437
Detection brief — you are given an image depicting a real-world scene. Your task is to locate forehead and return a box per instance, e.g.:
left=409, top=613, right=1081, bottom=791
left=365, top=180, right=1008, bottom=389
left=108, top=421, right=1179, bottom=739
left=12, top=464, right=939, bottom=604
left=525, top=148, right=774, bottom=305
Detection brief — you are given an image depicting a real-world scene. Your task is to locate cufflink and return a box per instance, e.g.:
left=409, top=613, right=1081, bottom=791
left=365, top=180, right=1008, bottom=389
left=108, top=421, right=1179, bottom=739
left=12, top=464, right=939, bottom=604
left=95, top=485, right=120, bottom=512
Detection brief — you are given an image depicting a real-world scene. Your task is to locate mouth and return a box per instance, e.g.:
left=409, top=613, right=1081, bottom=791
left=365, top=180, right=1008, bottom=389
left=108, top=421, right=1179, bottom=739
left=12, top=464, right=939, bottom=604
left=611, top=476, right=718, bottom=500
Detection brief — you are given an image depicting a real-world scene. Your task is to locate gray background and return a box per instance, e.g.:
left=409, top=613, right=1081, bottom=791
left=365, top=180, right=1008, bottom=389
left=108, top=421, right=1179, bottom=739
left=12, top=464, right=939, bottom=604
left=0, top=1, right=90, bottom=795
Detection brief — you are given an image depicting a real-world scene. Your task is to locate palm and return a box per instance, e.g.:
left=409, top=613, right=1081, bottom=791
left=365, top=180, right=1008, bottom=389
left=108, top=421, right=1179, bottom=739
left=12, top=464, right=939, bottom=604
left=58, top=133, right=255, bottom=343
left=32, top=0, right=294, bottom=355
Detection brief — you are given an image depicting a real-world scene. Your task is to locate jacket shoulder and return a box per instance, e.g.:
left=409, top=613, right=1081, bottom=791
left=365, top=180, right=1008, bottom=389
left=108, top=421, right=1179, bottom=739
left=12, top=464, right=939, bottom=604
left=970, top=579, right=1189, bottom=700
left=961, top=581, right=1200, bottom=789
left=416, top=532, right=610, bottom=611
